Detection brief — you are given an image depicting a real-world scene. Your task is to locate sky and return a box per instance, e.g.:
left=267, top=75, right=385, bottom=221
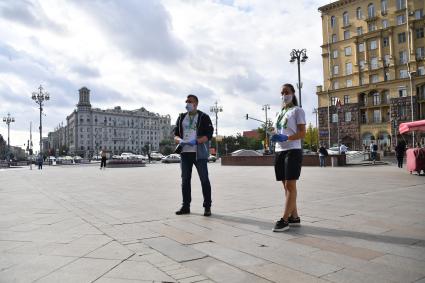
left=0, top=0, right=331, bottom=151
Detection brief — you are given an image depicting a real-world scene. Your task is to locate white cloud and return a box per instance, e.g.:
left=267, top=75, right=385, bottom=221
left=0, top=0, right=330, bottom=151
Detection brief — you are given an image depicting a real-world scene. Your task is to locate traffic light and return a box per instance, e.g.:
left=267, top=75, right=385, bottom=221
left=245, top=114, right=249, bottom=120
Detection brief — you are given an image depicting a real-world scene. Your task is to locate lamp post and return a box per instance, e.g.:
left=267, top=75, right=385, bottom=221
left=289, top=49, right=308, bottom=108
left=262, top=104, right=270, bottom=152
left=313, top=108, right=319, bottom=149
left=31, top=85, right=50, bottom=155
left=3, top=113, right=15, bottom=161
left=210, top=101, right=223, bottom=157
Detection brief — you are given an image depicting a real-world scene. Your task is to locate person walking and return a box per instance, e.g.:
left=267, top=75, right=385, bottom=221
left=339, top=143, right=348, bottom=154
left=37, top=154, right=43, bottom=170
left=370, top=141, right=378, bottom=164
left=271, top=83, right=306, bottom=232
left=100, top=148, right=107, bottom=169
left=174, top=94, right=214, bottom=217
left=395, top=141, right=406, bottom=168
left=318, top=143, right=328, bottom=167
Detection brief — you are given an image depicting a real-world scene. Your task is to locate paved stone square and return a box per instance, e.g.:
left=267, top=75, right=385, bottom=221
left=0, top=163, right=425, bottom=283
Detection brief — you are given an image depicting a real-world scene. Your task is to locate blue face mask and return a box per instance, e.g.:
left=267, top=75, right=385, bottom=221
left=185, top=103, right=195, bottom=112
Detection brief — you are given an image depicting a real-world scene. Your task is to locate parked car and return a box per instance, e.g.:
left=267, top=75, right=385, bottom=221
left=112, top=155, right=123, bottom=160
left=231, top=149, right=262, bottom=157
left=121, top=152, right=137, bottom=160
left=161, top=154, right=181, bottom=163
left=208, top=155, right=217, bottom=162
left=151, top=152, right=165, bottom=161
left=135, top=154, right=148, bottom=161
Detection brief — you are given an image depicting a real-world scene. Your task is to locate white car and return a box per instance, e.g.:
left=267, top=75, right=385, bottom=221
left=121, top=152, right=138, bottom=160
left=135, top=155, right=148, bottom=161
left=161, top=154, right=181, bottom=163
left=150, top=152, right=165, bottom=161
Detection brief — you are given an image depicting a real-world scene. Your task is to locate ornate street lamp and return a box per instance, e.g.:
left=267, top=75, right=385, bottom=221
left=289, top=49, right=308, bottom=108
left=31, top=85, right=50, bottom=155
left=210, top=101, right=223, bottom=157
left=2, top=113, right=15, bottom=161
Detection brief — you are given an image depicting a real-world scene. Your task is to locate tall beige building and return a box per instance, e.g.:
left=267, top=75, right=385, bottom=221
left=317, top=0, right=425, bottom=150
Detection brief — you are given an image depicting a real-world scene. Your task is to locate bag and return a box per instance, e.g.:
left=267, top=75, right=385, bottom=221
left=174, top=144, right=183, bottom=154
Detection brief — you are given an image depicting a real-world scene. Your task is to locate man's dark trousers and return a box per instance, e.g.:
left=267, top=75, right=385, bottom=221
left=180, top=152, right=211, bottom=209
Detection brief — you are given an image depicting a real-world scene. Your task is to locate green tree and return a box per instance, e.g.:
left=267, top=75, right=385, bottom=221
left=304, top=123, right=318, bottom=151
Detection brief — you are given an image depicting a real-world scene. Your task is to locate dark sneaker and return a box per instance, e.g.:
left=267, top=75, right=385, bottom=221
left=273, top=218, right=289, bottom=232
left=175, top=207, right=190, bottom=215
left=204, top=208, right=211, bottom=217
left=288, top=216, right=301, bottom=226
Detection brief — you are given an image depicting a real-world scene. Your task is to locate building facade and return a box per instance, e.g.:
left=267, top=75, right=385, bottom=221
left=317, top=0, right=425, bottom=150
left=48, top=87, right=172, bottom=157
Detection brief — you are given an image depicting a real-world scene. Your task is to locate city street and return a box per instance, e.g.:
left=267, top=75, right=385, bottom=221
left=1, top=163, right=425, bottom=282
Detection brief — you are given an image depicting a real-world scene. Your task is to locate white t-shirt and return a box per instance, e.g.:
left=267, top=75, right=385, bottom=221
left=181, top=113, right=198, bottom=153
left=274, top=106, right=306, bottom=152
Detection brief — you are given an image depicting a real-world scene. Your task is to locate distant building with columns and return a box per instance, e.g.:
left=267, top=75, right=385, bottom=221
left=48, top=87, right=172, bottom=157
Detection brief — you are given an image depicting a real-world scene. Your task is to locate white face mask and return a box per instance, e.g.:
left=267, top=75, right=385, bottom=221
left=281, top=94, right=293, bottom=105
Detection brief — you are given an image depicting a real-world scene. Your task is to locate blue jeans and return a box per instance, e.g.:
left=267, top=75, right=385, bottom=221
left=319, top=156, right=326, bottom=167
left=180, top=153, right=212, bottom=208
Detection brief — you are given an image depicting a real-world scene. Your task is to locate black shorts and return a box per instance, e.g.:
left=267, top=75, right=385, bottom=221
left=274, top=149, right=303, bottom=181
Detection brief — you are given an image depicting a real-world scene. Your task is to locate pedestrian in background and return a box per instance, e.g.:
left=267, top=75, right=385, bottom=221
left=174, top=94, right=214, bottom=217
left=100, top=148, right=107, bottom=169
left=318, top=143, right=328, bottom=167
left=271, top=83, right=306, bottom=232
left=37, top=154, right=43, bottom=170
left=395, top=141, right=406, bottom=168
left=370, top=141, right=378, bottom=164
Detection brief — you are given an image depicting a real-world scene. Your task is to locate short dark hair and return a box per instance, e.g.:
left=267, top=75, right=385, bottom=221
left=187, top=94, right=198, bottom=103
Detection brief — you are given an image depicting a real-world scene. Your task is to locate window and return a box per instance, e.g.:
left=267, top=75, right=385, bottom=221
left=383, top=90, right=390, bottom=104
left=333, top=81, right=339, bottom=89
left=357, top=7, right=362, bottom=19
left=331, top=16, right=336, bottom=28
left=371, top=57, right=378, bottom=69
left=416, top=47, right=425, bottom=59
left=373, top=110, right=381, bottom=123
left=368, top=4, right=375, bottom=18
left=333, top=65, right=339, bottom=75
left=344, top=30, right=350, bottom=40
left=417, top=28, right=425, bottom=39
left=346, top=79, right=353, bottom=87
left=399, top=50, right=407, bottom=64
left=415, top=9, right=424, bottom=20
left=370, top=40, right=377, bottom=50
left=397, top=14, right=405, bottom=25
left=358, top=43, right=365, bottom=52
left=398, top=32, right=406, bottom=43
left=359, top=60, right=365, bottom=70
left=399, top=87, right=407, bottom=97
left=368, top=22, right=377, bottom=32
left=357, top=27, right=363, bottom=35
left=381, top=0, right=388, bottom=14
left=382, top=19, right=389, bottom=29
left=332, top=50, right=338, bottom=58
left=383, top=37, right=389, bottom=47
left=332, top=113, right=338, bottom=123
left=384, top=71, right=390, bottom=81
left=346, top=62, right=353, bottom=75
left=400, top=69, right=408, bottom=78
left=373, top=93, right=379, bottom=106
left=396, top=0, right=405, bottom=10
left=343, top=12, right=349, bottom=26
left=371, top=74, right=379, bottom=83
left=345, top=46, right=352, bottom=56
left=418, top=66, right=425, bottom=76
left=345, top=112, right=352, bottom=122
left=384, top=54, right=390, bottom=66
left=332, top=34, right=337, bottom=43
left=360, top=74, right=365, bottom=85
left=344, top=95, right=350, bottom=104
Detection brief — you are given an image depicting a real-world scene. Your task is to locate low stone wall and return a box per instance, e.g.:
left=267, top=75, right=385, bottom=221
left=221, top=154, right=346, bottom=166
